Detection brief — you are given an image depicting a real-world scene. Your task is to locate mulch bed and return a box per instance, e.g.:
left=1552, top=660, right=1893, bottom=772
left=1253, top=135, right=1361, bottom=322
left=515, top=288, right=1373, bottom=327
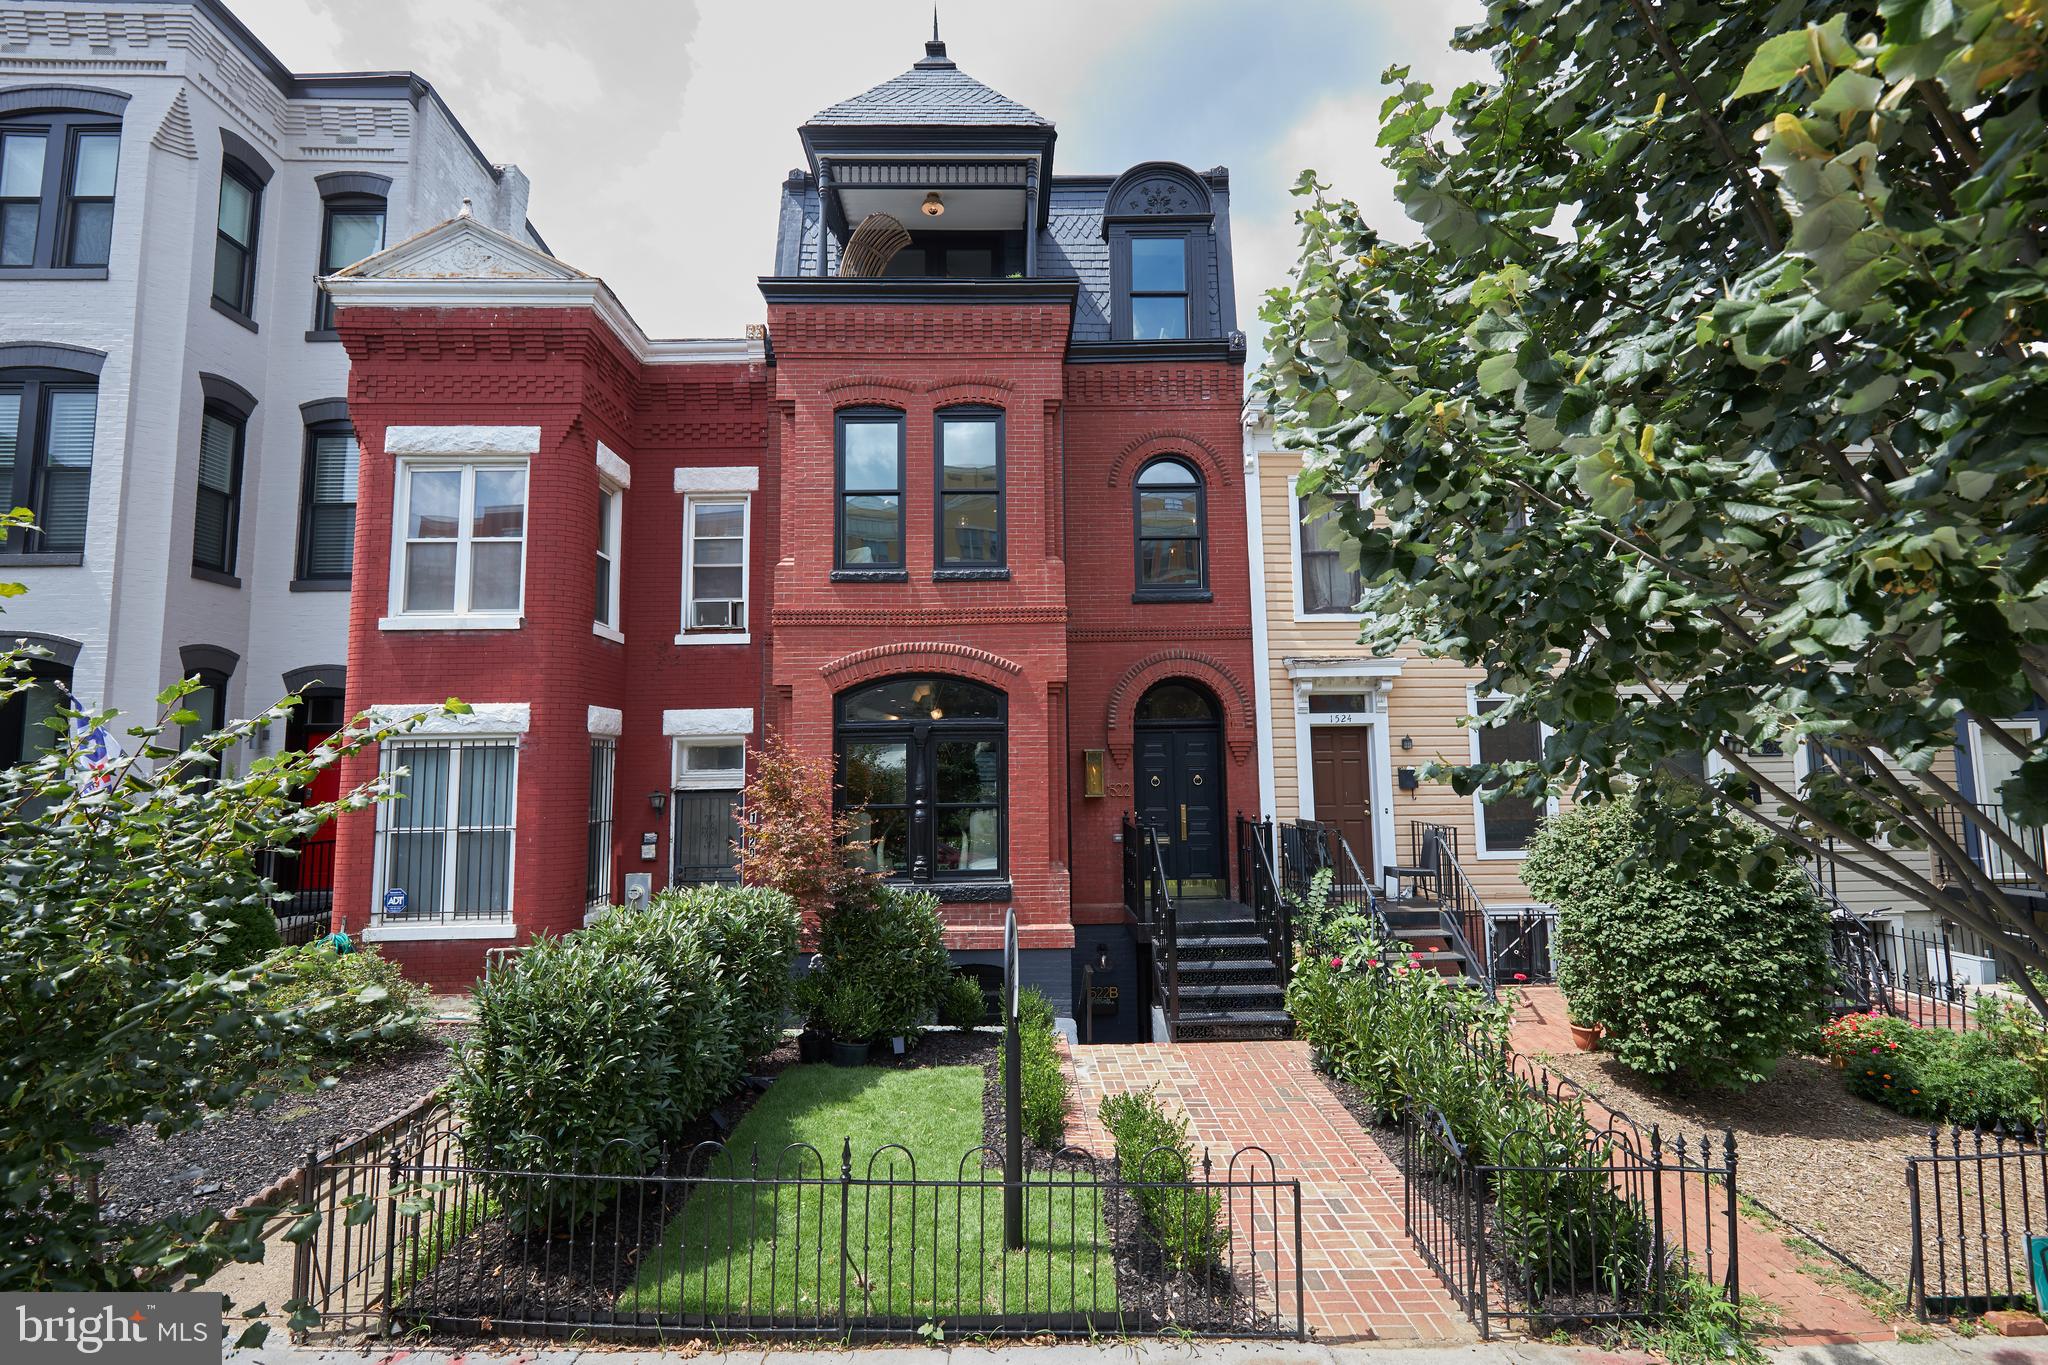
left=1534, top=1047, right=1930, bottom=1293
left=402, top=1029, right=1268, bottom=1339
left=96, top=1029, right=462, bottom=1227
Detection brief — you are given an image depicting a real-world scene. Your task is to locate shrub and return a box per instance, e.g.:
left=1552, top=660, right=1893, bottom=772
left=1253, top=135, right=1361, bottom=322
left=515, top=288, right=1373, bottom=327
left=1098, top=1087, right=1227, bottom=1271
left=205, top=897, right=282, bottom=970
left=1525, top=789, right=1833, bottom=1090
left=578, top=907, right=740, bottom=1123
left=999, top=987, right=1068, bottom=1147
left=737, top=734, right=875, bottom=923
left=806, top=884, right=951, bottom=1042
left=453, top=936, right=677, bottom=1223
left=1837, top=1014, right=2041, bottom=1127
left=940, top=972, right=988, bottom=1027
left=244, top=943, right=430, bottom=1068
left=647, top=884, right=799, bottom=1061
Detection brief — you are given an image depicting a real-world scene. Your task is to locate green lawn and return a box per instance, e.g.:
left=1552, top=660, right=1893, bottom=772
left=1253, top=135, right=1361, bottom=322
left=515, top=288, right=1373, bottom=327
left=620, top=1063, right=1120, bottom=1327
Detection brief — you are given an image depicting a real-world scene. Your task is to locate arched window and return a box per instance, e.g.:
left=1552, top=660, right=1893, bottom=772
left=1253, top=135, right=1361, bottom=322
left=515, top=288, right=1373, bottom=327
left=1133, top=456, right=1207, bottom=598
left=837, top=675, right=1005, bottom=882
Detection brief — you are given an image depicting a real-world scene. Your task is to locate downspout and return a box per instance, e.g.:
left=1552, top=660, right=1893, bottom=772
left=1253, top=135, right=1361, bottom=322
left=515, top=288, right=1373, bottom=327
left=1245, top=411, right=1277, bottom=821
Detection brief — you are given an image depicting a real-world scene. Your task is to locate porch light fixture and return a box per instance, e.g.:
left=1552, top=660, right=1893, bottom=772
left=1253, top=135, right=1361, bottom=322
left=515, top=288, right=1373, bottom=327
left=648, top=791, right=668, bottom=814
left=1082, top=748, right=1106, bottom=798
left=1400, top=734, right=1414, bottom=750
left=921, top=191, right=945, bottom=218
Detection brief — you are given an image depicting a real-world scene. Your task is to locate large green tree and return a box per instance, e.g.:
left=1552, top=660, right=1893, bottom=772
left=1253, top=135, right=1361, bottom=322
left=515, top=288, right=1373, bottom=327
left=1260, top=1, right=2048, bottom=1000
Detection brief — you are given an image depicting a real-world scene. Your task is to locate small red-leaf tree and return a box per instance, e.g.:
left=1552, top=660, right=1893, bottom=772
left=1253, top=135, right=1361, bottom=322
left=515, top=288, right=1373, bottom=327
left=736, top=731, right=874, bottom=928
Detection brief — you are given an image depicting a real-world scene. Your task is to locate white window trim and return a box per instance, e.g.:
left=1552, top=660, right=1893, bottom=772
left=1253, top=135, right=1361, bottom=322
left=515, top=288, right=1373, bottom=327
left=1467, top=687, right=1556, bottom=861
left=595, top=478, right=624, bottom=638
left=1288, top=474, right=1370, bottom=623
left=587, top=704, right=622, bottom=737
left=385, top=457, right=530, bottom=625
left=673, top=464, right=759, bottom=494
left=595, top=440, right=632, bottom=488
left=679, top=493, right=750, bottom=645
left=385, top=425, right=540, bottom=456
left=673, top=736, right=749, bottom=790
left=368, top=733, right=521, bottom=933
left=367, top=701, right=532, bottom=735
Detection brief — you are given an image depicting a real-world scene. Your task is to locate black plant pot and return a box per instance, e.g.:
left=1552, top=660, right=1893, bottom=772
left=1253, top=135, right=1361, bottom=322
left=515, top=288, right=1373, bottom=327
left=829, top=1039, right=872, bottom=1068
left=798, top=1029, right=824, bottom=1063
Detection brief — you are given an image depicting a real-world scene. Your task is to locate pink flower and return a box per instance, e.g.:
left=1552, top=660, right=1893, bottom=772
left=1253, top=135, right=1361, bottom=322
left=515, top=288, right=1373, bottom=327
left=1410, top=952, right=1425, bottom=962
left=1366, top=958, right=1380, bottom=968
left=1331, top=956, right=1343, bottom=969
left=1513, top=973, right=1528, bottom=982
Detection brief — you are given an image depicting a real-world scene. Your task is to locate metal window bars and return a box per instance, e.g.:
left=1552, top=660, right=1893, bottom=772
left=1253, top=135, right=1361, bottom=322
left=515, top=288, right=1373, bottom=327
left=375, top=737, right=518, bottom=924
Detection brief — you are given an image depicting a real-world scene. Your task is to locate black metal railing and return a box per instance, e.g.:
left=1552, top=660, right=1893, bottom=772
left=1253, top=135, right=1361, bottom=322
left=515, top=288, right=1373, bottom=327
left=293, top=1102, right=1304, bottom=1341
left=1933, top=800, right=2048, bottom=890
left=1233, top=816, right=1295, bottom=996
left=1906, top=1125, right=2048, bottom=1318
left=261, top=838, right=335, bottom=945
left=1123, top=815, right=1180, bottom=1041
left=1393, top=1021, right=1739, bottom=1337
left=1828, top=915, right=1983, bottom=1031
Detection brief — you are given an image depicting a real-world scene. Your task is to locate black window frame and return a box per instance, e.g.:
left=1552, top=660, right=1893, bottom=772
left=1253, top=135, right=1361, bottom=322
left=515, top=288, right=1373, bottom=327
left=0, top=366, right=99, bottom=558
left=879, top=230, right=1017, bottom=279
left=210, top=156, right=264, bottom=322
left=178, top=666, right=231, bottom=784
left=294, top=414, right=358, bottom=586
left=932, top=404, right=1005, bottom=576
left=835, top=675, right=1008, bottom=885
left=192, top=401, right=247, bottom=578
left=1297, top=491, right=1364, bottom=616
left=833, top=406, right=907, bottom=577
left=0, top=112, right=120, bottom=275
left=1124, top=233, right=1191, bottom=340
left=311, top=192, right=387, bottom=335
left=1132, top=455, right=1210, bottom=602
left=0, top=654, right=73, bottom=768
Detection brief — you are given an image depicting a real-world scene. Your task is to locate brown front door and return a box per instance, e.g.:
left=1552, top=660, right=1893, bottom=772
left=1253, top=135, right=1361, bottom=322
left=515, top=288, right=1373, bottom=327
left=1310, top=726, right=1373, bottom=878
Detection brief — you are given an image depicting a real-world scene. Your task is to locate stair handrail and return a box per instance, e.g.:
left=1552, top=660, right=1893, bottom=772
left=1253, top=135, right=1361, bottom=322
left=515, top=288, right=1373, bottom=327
left=1122, top=814, right=1176, bottom=1041
left=1423, top=828, right=1498, bottom=1002
left=1327, top=828, right=1394, bottom=944
left=1147, top=826, right=1180, bottom=1038
left=1239, top=814, right=1295, bottom=992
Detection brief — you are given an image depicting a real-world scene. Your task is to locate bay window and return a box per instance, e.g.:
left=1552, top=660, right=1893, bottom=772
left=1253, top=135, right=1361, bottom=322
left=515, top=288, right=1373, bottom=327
left=0, top=109, right=119, bottom=272
left=192, top=405, right=245, bottom=576
left=0, top=368, right=98, bottom=555
left=296, top=417, right=357, bottom=583
left=595, top=483, right=622, bottom=634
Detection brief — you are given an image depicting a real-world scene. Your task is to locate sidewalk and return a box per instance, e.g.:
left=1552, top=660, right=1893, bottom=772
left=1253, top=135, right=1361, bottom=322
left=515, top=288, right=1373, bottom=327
left=225, top=1332, right=2048, bottom=1365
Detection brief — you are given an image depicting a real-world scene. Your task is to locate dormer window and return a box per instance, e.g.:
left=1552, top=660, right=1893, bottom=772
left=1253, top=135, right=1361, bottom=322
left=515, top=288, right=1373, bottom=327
left=1128, top=237, right=1189, bottom=340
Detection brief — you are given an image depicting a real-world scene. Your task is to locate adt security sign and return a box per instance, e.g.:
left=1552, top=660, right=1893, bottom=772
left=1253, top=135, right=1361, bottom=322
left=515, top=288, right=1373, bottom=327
left=381, top=887, right=410, bottom=917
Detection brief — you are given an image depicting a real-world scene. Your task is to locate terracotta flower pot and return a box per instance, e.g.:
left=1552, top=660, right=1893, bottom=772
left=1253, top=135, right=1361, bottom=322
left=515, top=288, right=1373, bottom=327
left=1569, top=1022, right=1603, bottom=1052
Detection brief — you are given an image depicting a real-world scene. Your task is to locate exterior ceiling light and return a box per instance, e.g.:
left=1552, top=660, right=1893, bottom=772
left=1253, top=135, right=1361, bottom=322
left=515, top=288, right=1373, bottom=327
left=921, top=191, right=945, bottom=218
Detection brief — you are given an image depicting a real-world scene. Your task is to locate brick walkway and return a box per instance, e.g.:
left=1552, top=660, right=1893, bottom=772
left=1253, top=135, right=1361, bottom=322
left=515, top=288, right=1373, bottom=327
left=1064, top=1039, right=1471, bottom=1344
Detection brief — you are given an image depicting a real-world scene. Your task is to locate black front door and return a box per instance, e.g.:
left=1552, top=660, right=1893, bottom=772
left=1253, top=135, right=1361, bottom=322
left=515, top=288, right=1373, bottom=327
left=1134, top=726, right=1223, bottom=895
left=672, top=789, right=741, bottom=885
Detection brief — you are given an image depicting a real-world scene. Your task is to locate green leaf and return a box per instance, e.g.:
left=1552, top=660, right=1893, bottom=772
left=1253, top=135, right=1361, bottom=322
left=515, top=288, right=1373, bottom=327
left=1814, top=70, right=1886, bottom=117
left=1729, top=29, right=1814, bottom=102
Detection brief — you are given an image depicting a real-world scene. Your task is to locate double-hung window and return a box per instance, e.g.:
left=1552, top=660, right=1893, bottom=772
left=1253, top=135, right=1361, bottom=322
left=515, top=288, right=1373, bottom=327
left=935, top=408, right=1003, bottom=571
left=1297, top=491, right=1364, bottom=616
left=393, top=461, right=528, bottom=621
left=376, top=738, right=518, bottom=923
left=1471, top=694, right=1546, bottom=856
left=0, top=369, right=98, bottom=555
left=595, top=483, right=622, bottom=634
left=1133, top=456, right=1207, bottom=597
left=0, top=656, right=72, bottom=767
left=0, top=112, right=119, bottom=272
left=313, top=194, right=386, bottom=333
left=1128, top=236, right=1189, bottom=340
left=835, top=409, right=904, bottom=572
left=211, top=159, right=262, bottom=319
left=193, top=405, right=245, bottom=575
left=296, top=420, right=358, bottom=582
left=682, top=495, right=746, bottom=633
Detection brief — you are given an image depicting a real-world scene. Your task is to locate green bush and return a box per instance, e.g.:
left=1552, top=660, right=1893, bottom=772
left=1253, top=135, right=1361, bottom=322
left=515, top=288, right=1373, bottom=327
left=646, top=884, right=799, bottom=1061
left=999, top=987, right=1069, bottom=1147
left=452, top=936, right=678, bottom=1224
left=205, top=896, right=282, bottom=970
left=1841, top=1018, right=2041, bottom=1127
left=1098, top=1087, right=1227, bottom=1271
left=245, top=943, right=430, bottom=1068
left=1524, top=790, right=1833, bottom=1089
left=806, top=884, right=951, bottom=1042
left=940, top=972, right=988, bottom=1027
left=579, top=906, right=740, bottom=1123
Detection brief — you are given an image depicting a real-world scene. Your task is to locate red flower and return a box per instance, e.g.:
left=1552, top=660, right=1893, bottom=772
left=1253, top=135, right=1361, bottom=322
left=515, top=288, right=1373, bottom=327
left=1331, top=956, right=1343, bottom=969
left=1513, top=973, right=1529, bottom=982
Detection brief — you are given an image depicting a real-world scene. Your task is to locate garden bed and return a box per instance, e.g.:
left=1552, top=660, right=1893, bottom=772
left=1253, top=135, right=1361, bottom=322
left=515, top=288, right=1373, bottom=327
left=96, top=1029, right=461, bottom=1226
left=1533, top=1046, right=1924, bottom=1294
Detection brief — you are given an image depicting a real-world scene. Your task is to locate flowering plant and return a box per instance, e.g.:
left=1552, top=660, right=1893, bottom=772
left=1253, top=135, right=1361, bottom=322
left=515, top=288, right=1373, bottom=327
left=1817, top=1010, right=1913, bottom=1066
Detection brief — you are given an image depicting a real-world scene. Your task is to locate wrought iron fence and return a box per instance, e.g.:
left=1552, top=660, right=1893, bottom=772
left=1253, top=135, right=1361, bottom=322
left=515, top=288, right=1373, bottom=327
left=293, top=1103, right=1303, bottom=1341
left=1906, top=1125, right=2048, bottom=1317
left=1829, top=915, right=1983, bottom=1031
left=1392, top=1024, right=1738, bottom=1337
left=260, top=838, right=335, bottom=945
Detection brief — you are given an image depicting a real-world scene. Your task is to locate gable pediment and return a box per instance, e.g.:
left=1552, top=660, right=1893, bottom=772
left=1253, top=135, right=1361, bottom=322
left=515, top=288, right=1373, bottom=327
left=334, top=216, right=587, bottom=284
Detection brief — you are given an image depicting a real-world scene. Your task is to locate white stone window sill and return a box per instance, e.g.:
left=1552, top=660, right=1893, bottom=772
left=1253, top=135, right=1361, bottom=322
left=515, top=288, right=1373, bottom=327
left=379, top=614, right=524, bottom=632
left=593, top=620, right=625, bottom=643
left=363, top=920, right=517, bottom=942
left=674, top=632, right=750, bottom=646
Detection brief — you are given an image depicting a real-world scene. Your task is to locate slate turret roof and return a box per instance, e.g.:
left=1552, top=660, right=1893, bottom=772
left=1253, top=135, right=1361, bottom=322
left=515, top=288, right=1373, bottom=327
left=805, top=32, right=1048, bottom=129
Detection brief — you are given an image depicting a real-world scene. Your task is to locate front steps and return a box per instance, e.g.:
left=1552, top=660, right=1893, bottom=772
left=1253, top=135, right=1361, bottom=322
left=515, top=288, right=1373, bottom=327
left=1165, top=901, right=1290, bottom=1041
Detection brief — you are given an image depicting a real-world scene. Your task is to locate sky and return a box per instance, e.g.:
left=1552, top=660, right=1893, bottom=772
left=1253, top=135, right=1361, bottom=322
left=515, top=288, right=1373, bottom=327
left=251, top=0, right=1490, bottom=343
